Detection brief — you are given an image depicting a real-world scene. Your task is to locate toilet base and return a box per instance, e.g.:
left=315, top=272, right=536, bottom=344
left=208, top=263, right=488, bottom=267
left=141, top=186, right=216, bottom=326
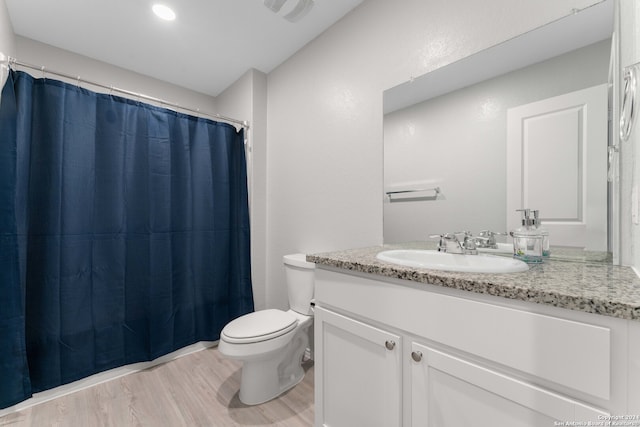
left=238, top=357, right=305, bottom=405
left=236, top=328, right=309, bottom=405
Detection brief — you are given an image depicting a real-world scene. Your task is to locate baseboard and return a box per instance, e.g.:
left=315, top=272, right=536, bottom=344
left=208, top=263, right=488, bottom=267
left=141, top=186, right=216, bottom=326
left=0, top=340, right=218, bottom=417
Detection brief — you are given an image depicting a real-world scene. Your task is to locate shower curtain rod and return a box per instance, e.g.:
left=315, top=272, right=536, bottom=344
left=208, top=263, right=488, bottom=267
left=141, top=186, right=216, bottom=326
left=3, top=56, right=250, bottom=130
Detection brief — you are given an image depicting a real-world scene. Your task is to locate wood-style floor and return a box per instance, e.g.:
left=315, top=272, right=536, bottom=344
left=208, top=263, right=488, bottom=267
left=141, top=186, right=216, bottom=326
left=0, top=347, right=314, bottom=427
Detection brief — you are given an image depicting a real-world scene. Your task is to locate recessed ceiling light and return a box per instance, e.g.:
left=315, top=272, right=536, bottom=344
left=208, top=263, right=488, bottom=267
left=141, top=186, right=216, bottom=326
left=152, top=4, right=176, bottom=21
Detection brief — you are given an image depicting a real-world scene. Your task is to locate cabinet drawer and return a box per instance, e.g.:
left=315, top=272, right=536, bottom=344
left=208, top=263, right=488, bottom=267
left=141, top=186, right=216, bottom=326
left=315, top=269, right=611, bottom=400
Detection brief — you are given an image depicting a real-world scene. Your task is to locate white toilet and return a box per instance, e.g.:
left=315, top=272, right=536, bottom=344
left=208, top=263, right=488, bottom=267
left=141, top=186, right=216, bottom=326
left=218, top=253, right=315, bottom=405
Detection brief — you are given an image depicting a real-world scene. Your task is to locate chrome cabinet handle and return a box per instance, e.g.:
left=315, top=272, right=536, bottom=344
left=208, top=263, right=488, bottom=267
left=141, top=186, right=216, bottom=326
left=411, top=351, right=423, bottom=362
left=385, top=340, right=396, bottom=350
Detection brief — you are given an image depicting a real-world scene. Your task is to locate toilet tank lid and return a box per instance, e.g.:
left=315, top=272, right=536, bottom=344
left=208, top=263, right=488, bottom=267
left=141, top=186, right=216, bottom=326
left=283, top=253, right=315, bottom=269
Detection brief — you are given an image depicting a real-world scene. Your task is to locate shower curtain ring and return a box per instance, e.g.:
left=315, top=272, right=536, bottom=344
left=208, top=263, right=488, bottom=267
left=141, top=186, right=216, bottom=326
left=40, top=65, right=46, bottom=79
left=76, top=76, right=81, bottom=87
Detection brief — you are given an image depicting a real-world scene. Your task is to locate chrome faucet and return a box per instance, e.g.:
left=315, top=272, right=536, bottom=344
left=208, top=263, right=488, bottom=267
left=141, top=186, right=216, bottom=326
left=430, top=232, right=477, bottom=255
left=475, top=230, right=507, bottom=249
left=457, top=231, right=478, bottom=255
left=430, top=233, right=463, bottom=253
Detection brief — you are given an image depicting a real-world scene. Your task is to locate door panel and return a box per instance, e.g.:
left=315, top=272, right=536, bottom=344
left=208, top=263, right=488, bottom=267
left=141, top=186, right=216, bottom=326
left=316, top=307, right=402, bottom=427
left=507, top=84, right=608, bottom=250
left=411, top=342, right=608, bottom=427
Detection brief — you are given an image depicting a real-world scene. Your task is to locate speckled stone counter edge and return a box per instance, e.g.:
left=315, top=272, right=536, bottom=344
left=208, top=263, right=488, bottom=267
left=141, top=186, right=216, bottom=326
left=307, top=244, right=640, bottom=322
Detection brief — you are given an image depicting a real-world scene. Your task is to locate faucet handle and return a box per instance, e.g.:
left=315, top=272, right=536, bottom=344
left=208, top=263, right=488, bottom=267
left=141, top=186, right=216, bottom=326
left=429, top=233, right=457, bottom=239
left=429, top=233, right=459, bottom=252
left=454, top=230, right=473, bottom=238
left=441, top=233, right=460, bottom=242
left=478, top=230, right=507, bottom=237
left=477, top=230, right=507, bottom=248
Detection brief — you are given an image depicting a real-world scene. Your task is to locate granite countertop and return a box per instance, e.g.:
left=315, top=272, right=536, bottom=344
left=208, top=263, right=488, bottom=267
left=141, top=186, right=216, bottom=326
left=307, top=242, right=640, bottom=321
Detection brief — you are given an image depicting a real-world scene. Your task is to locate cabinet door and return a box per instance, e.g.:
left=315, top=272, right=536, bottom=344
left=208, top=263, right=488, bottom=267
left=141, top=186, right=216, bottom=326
left=410, top=342, right=608, bottom=427
left=315, top=306, right=402, bottom=427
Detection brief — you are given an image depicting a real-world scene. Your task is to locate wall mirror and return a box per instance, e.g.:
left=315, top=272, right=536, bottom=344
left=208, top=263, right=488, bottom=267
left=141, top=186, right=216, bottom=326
left=383, top=0, right=615, bottom=263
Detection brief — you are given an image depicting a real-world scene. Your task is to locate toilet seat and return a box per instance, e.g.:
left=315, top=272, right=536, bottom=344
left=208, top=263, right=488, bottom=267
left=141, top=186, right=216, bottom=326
left=221, top=309, right=298, bottom=344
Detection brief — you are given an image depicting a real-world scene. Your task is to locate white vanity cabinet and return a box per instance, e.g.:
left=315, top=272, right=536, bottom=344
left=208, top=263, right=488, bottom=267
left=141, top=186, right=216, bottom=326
left=410, top=342, right=606, bottom=427
left=314, top=267, right=637, bottom=427
left=315, top=307, right=402, bottom=427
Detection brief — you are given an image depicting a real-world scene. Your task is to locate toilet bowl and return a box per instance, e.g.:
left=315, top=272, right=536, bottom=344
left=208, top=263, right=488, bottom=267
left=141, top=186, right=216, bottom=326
left=218, top=253, right=315, bottom=405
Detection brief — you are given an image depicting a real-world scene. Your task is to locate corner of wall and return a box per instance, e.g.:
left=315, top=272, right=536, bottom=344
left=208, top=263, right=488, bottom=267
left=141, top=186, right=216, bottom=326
left=216, top=68, right=269, bottom=311
left=0, top=0, right=16, bottom=88
left=0, top=0, right=15, bottom=55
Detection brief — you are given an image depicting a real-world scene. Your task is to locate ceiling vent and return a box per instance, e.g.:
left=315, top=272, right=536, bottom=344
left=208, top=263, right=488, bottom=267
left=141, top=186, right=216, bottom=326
left=264, top=0, right=315, bottom=23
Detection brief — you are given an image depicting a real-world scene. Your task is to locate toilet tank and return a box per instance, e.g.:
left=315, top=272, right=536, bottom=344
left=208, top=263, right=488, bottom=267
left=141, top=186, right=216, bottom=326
left=283, top=254, right=315, bottom=315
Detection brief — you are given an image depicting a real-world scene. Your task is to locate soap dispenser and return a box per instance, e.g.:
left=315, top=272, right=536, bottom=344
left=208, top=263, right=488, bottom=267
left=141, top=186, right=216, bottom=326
left=532, top=210, right=550, bottom=257
left=512, top=209, right=543, bottom=263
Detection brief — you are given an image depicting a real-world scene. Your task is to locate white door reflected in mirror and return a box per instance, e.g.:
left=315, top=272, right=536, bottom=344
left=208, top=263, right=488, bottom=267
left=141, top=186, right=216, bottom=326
left=506, top=84, right=608, bottom=251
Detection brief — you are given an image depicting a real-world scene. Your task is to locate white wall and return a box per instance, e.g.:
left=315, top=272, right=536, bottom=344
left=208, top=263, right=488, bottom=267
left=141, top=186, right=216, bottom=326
left=619, top=0, right=640, bottom=270
left=14, top=37, right=217, bottom=112
left=383, top=40, right=610, bottom=243
left=265, top=0, right=603, bottom=309
left=0, top=0, right=13, bottom=55
left=0, top=0, right=15, bottom=88
left=216, top=69, right=268, bottom=311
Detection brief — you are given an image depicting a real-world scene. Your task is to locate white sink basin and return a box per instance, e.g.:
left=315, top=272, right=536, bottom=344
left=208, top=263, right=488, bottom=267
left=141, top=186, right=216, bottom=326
left=376, top=249, right=529, bottom=273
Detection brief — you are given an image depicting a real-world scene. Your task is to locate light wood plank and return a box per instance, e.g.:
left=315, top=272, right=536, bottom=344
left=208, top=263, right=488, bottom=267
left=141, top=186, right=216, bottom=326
left=0, top=347, right=314, bottom=427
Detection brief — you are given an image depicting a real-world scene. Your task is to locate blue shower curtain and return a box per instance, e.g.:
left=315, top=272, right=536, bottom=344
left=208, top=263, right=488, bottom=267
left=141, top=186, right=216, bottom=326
left=0, top=69, right=254, bottom=409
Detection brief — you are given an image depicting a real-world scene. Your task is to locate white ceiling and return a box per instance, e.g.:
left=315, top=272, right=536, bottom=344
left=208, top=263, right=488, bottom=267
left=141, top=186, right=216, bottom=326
left=5, top=0, right=364, bottom=96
